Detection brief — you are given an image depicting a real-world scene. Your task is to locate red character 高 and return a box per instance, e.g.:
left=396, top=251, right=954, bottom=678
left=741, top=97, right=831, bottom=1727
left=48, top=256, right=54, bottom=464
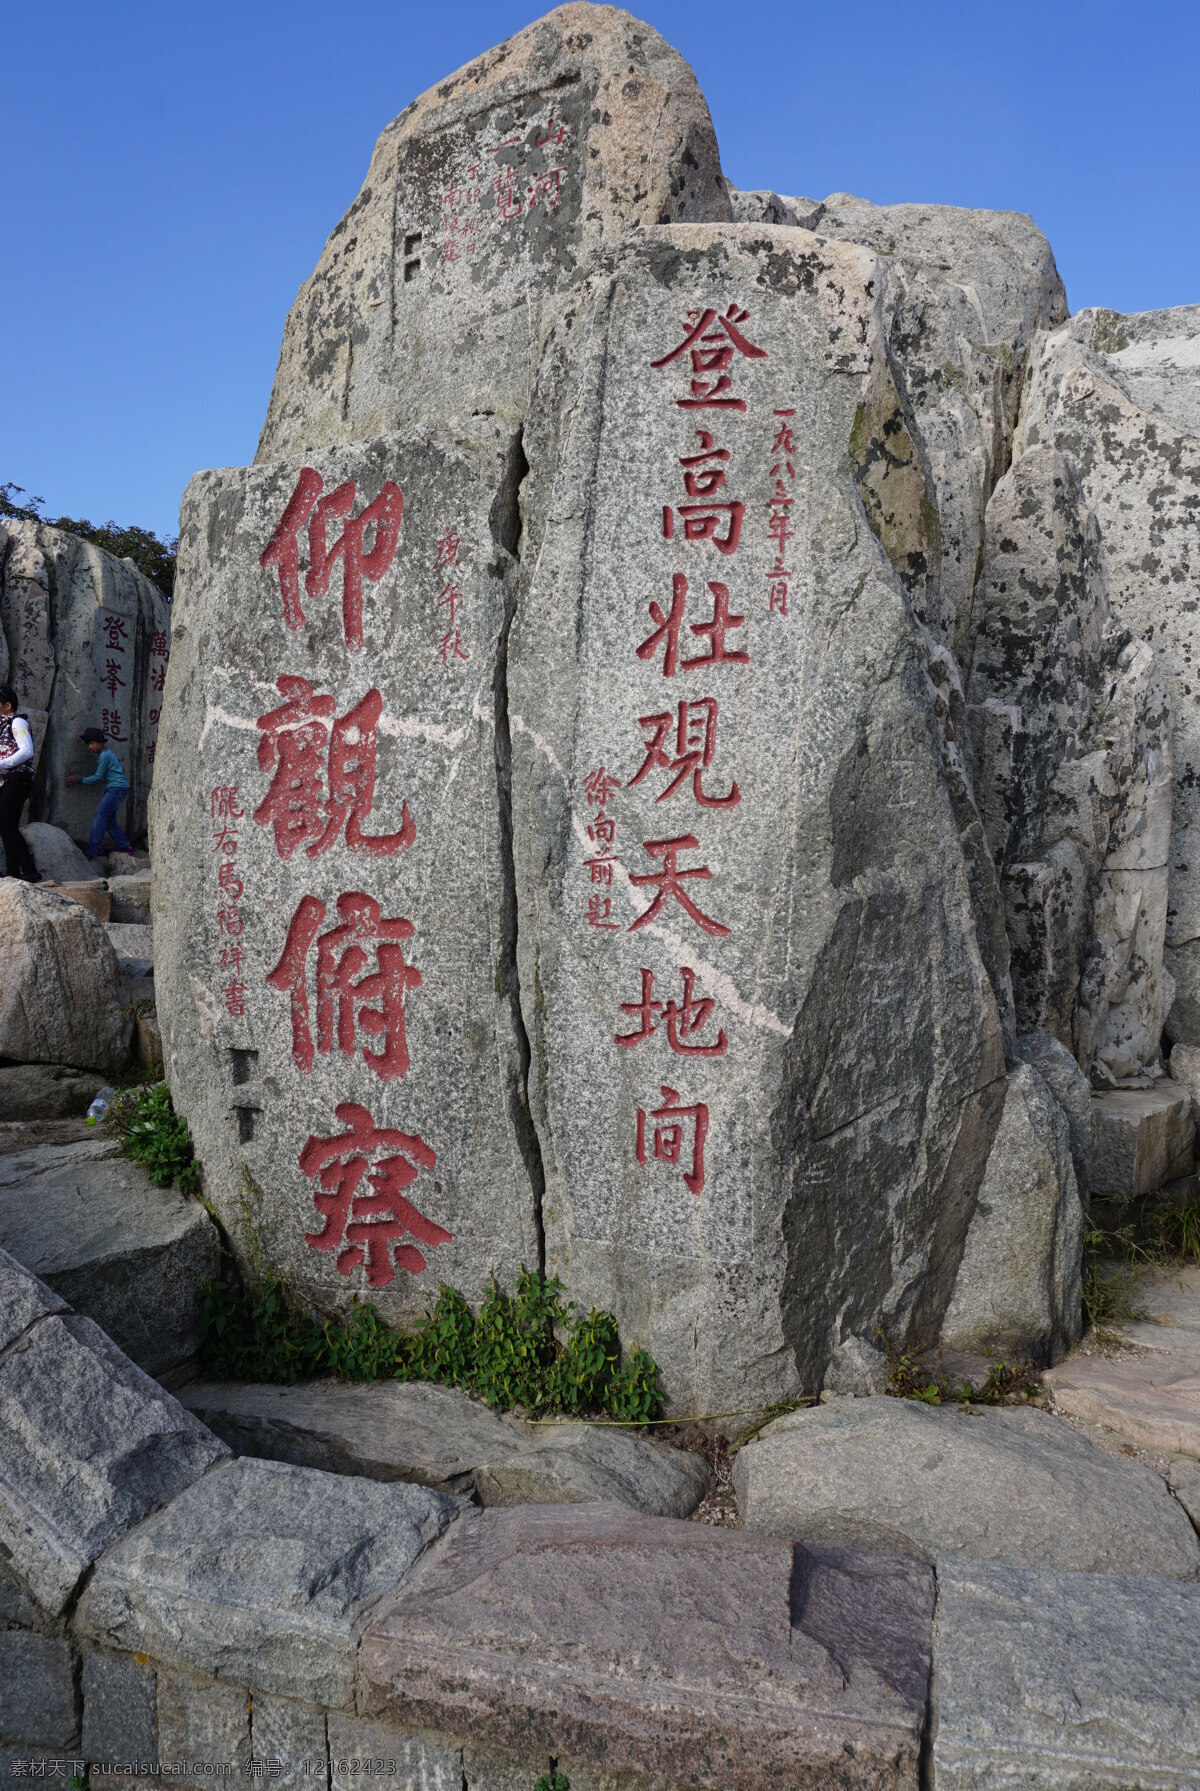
left=300, top=1102, right=448, bottom=1287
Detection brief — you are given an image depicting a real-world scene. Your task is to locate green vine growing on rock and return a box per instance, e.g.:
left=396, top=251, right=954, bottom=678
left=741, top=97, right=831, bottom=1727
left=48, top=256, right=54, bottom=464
left=196, top=1266, right=663, bottom=1423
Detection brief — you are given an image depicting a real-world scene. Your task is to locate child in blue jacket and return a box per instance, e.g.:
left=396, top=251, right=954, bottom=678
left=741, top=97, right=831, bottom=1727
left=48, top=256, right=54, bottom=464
left=67, top=728, right=135, bottom=859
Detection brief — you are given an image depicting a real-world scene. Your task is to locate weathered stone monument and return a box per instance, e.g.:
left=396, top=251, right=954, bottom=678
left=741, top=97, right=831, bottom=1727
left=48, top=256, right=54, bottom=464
left=152, top=0, right=1200, bottom=1413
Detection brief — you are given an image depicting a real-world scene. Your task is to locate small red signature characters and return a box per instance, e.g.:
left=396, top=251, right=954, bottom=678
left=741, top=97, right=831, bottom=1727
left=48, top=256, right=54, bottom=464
left=300, top=1102, right=449, bottom=1287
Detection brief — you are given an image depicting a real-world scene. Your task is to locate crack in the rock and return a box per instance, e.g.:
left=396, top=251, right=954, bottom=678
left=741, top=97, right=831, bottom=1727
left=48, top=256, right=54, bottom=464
left=490, top=425, right=548, bottom=1278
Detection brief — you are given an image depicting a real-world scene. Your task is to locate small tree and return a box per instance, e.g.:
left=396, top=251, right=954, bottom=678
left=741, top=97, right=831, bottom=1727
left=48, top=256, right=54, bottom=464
left=1, top=481, right=176, bottom=597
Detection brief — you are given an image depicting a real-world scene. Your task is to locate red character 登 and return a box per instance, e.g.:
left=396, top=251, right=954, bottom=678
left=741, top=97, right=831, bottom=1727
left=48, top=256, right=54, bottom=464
left=650, top=304, right=767, bottom=411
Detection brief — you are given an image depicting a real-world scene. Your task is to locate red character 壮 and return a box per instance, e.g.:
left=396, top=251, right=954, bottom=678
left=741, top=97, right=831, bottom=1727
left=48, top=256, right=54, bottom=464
left=650, top=304, right=767, bottom=410
left=260, top=469, right=404, bottom=652
left=300, top=1102, right=448, bottom=1287
left=635, top=1084, right=709, bottom=1196
left=254, top=676, right=414, bottom=862
left=627, top=698, right=740, bottom=808
left=267, top=891, right=422, bottom=1082
left=615, top=966, right=727, bottom=1056
left=629, top=834, right=729, bottom=938
left=637, top=576, right=749, bottom=678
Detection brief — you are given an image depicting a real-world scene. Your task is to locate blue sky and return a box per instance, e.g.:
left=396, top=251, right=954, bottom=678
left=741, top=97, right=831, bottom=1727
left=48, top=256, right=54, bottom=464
left=2, top=0, right=1196, bottom=541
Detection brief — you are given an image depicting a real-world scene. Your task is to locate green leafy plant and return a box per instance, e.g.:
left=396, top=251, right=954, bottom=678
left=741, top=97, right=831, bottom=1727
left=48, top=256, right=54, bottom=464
left=196, top=1264, right=663, bottom=1421
left=109, top=1081, right=198, bottom=1192
left=533, top=1774, right=570, bottom=1791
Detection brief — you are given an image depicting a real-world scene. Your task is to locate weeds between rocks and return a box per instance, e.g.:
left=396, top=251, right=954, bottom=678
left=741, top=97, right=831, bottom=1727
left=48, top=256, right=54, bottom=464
left=107, top=1080, right=199, bottom=1191
left=1083, top=1185, right=1200, bottom=1335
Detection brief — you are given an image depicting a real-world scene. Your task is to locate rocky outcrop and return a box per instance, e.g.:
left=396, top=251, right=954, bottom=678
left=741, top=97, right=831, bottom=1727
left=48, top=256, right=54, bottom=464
left=0, top=517, right=169, bottom=845
left=1016, top=305, right=1200, bottom=1046
left=967, top=447, right=1173, bottom=1085
left=0, top=881, right=131, bottom=1073
left=256, top=4, right=730, bottom=462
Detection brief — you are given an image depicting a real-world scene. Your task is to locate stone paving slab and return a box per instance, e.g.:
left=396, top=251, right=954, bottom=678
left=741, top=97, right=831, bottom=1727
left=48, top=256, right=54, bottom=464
left=179, top=1378, right=710, bottom=1517
left=361, top=1501, right=935, bottom=1791
left=76, top=1456, right=461, bottom=1709
left=0, top=1309, right=226, bottom=1615
left=0, top=1136, right=218, bottom=1375
left=931, top=1558, right=1200, bottom=1787
left=733, top=1396, right=1200, bottom=1577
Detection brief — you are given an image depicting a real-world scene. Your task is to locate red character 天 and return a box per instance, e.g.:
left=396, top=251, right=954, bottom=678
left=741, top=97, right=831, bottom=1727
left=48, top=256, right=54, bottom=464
left=260, top=469, right=404, bottom=652
left=635, top=1084, right=709, bottom=1196
left=615, top=966, right=727, bottom=1056
left=266, top=892, right=422, bottom=1082
left=628, top=834, right=730, bottom=938
left=300, top=1102, right=448, bottom=1287
left=253, top=676, right=415, bottom=862
left=650, top=304, right=767, bottom=410
left=636, top=576, right=749, bottom=678
left=627, top=698, right=740, bottom=808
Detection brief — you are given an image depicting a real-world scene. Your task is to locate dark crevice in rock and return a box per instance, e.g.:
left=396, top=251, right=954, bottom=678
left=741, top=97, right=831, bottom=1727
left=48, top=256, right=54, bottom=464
left=490, top=425, right=548, bottom=1279
left=323, top=1712, right=333, bottom=1791
left=0, top=1307, right=62, bottom=1371
left=918, top=1564, right=939, bottom=1791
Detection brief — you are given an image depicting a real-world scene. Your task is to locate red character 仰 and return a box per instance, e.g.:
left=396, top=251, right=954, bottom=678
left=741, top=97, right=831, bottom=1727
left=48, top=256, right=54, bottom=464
left=260, top=469, right=404, bottom=652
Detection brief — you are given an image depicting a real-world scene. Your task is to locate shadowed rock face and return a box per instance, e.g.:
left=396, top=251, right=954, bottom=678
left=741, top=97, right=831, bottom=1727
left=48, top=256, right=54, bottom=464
left=509, top=223, right=1006, bottom=1410
left=1016, top=305, right=1200, bottom=1045
left=0, top=518, right=170, bottom=845
left=256, top=3, right=731, bottom=463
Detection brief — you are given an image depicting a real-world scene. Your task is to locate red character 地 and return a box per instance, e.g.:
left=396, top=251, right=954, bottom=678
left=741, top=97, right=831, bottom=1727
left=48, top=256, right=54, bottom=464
left=635, top=1084, right=709, bottom=1196
left=615, top=966, right=727, bottom=1056
left=266, top=891, right=422, bottom=1082
left=253, top=676, right=415, bottom=862
left=300, top=1102, right=449, bottom=1287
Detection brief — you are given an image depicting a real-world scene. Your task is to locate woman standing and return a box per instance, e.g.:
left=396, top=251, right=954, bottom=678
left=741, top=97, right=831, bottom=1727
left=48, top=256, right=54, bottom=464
left=0, top=684, right=40, bottom=881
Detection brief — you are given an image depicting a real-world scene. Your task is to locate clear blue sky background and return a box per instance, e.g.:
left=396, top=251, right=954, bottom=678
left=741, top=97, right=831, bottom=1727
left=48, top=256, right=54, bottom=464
left=2, top=0, right=1196, bottom=542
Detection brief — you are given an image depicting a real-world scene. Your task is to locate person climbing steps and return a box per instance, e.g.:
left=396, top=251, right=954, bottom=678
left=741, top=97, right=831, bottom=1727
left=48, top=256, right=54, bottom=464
left=67, top=727, right=135, bottom=859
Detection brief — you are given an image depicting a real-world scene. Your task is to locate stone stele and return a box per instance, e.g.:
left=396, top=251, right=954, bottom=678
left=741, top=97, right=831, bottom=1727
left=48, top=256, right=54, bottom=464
left=255, top=3, right=730, bottom=463
left=509, top=223, right=1007, bottom=1413
left=151, top=424, right=540, bottom=1327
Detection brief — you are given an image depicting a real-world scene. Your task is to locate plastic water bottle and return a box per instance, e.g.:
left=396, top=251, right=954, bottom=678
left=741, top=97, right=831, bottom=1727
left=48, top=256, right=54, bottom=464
left=85, top=1086, right=116, bottom=1126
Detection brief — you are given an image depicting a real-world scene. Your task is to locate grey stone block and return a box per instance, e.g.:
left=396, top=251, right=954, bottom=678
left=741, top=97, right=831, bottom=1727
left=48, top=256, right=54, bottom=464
left=249, top=1694, right=328, bottom=1791
left=106, top=876, right=152, bottom=926
left=0, top=1246, right=67, bottom=1355
left=0, top=1137, right=219, bottom=1375
left=733, top=1397, right=1200, bottom=1578
left=0, top=1065, right=107, bottom=1124
left=0, top=1562, right=34, bottom=1629
left=0, top=1312, right=226, bottom=1614
left=327, top=1718, right=462, bottom=1791
left=361, top=1502, right=935, bottom=1790
left=156, top=1669, right=251, bottom=1779
left=931, top=1558, right=1200, bottom=1787
left=1091, top=1082, right=1195, bottom=1197
left=0, top=1631, right=76, bottom=1748
left=81, top=1648, right=157, bottom=1767
left=76, top=1457, right=460, bottom=1708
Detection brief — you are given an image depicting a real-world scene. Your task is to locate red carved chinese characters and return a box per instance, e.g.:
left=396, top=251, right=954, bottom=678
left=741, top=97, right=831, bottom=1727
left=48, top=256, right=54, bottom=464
left=628, top=834, right=729, bottom=938
left=300, top=1103, right=449, bottom=1286
left=267, top=892, right=422, bottom=1082
left=635, top=1085, right=709, bottom=1196
left=253, top=677, right=414, bottom=862
left=260, top=469, right=404, bottom=652
left=615, top=967, right=727, bottom=1056
left=583, top=766, right=622, bottom=931
left=637, top=576, right=749, bottom=678
left=210, top=784, right=249, bottom=1016
left=627, top=698, right=740, bottom=809
left=651, top=305, right=767, bottom=411
left=97, top=610, right=130, bottom=745
left=767, top=410, right=796, bottom=617
left=434, top=525, right=471, bottom=664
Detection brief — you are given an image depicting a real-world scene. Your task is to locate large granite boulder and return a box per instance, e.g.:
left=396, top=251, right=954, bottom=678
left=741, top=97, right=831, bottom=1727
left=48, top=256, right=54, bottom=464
left=966, top=446, right=1172, bottom=1084
left=1016, top=304, right=1200, bottom=1044
left=0, top=881, right=131, bottom=1073
left=256, top=4, right=730, bottom=462
left=509, top=221, right=1008, bottom=1412
left=0, top=517, right=170, bottom=845
left=733, top=1397, right=1200, bottom=1578
left=151, top=424, right=541, bottom=1327
left=811, top=193, right=1067, bottom=659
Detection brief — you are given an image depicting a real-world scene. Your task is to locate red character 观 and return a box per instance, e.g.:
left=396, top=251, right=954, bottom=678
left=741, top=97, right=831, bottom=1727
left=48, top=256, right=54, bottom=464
left=627, top=698, right=740, bottom=809
left=300, top=1101, right=448, bottom=1287
left=260, top=469, right=404, bottom=652
left=266, top=891, right=422, bottom=1082
left=650, top=304, right=767, bottom=411
left=615, top=966, right=727, bottom=1056
left=254, top=676, right=415, bottom=862
left=635, top=1084, right=709, bottom=1196
left=628, top=834, right=730, bottom=938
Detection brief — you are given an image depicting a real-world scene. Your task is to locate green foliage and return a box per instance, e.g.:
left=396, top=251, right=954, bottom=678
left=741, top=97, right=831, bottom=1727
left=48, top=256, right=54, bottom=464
left=196, top=1264, right=663, bottom=1421
left=1147, top=1196, right=1200, bottom=1262
left=1, top=480, right=176, bottom=595
left=533, top=1775, right=570, bottom=1791
left=109, top=1081, right=198, bottom=1192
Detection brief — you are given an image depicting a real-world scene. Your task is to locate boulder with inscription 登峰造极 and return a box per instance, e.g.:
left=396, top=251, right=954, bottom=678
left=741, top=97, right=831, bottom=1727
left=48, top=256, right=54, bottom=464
left=508, top=224, right=1009, bottom=1414
left=150, top=421, right=541, bottom=1326
left=255, top=4, right=729, bottom=465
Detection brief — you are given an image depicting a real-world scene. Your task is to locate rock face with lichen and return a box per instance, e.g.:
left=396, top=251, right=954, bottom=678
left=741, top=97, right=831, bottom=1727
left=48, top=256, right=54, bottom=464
left=151, top=1, right=1200, bottom=1407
